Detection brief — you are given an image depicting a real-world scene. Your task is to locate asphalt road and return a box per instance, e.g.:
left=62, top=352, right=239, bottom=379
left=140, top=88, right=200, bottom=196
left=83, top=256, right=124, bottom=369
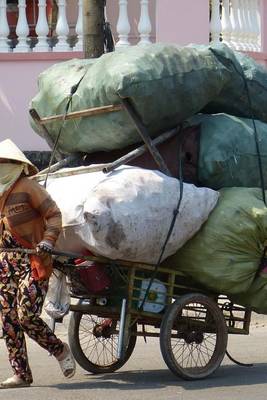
left=1, top=315, right=267, bottom=400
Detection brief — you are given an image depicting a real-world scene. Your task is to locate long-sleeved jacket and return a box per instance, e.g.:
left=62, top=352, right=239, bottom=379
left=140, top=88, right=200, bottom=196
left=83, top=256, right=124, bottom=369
left=0, top=176, right=62, bottom=279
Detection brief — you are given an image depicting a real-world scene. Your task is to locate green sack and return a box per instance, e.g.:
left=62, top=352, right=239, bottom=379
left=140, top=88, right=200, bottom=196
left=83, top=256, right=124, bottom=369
left=186, top=113, right=267, bottom=189
left=29, top=43, right=232, bottom=154
left=163, top=188, right=267, bottom=312
left=205, top=46, right=267, bottom=123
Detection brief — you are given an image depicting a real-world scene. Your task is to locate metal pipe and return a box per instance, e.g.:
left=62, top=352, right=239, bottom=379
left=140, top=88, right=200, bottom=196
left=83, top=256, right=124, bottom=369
left=117, top=298, right=127, bottom=360
left=103, top=126, right=179, bottom=174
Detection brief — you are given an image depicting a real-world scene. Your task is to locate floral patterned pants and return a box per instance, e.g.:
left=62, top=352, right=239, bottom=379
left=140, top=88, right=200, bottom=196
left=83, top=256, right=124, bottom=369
left=0, top=231, right=64, bottom=383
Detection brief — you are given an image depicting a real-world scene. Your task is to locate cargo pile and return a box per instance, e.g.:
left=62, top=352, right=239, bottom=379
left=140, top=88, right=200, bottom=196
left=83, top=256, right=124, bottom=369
left=31, top=42, right=267, bottom=314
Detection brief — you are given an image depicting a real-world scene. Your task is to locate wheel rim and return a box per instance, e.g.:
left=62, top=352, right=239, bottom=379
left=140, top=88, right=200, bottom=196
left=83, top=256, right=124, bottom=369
left=170, top=302, right=220, bottom=373
left=79, top=314, right=119, bottom=367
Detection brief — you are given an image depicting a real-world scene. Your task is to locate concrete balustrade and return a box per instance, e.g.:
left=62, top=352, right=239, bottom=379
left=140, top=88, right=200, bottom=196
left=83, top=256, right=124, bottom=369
left=0, top=0, right=153, bottom=53
left=210, top=0, right=261, bottom=52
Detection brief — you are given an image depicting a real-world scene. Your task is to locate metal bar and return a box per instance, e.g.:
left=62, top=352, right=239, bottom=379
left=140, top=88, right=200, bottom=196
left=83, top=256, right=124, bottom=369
left=117, top=298, right=127, bottom=359
left=38, top=104, right=123, bottom=124
left=243, top=309, right=252, bottom=334
left=121, top=97, right=172, bottom=176
left=167, top=271, right=175, bottom=306
left=29, top=109, right=63, bottom=161
left=103, top=127, right=179, bottom=174
left=69, top=303, right=120, bottom=315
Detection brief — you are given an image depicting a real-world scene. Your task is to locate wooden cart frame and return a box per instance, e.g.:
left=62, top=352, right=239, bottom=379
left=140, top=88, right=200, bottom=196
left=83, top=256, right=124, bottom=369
left=52, top=251, right=252, bottom=380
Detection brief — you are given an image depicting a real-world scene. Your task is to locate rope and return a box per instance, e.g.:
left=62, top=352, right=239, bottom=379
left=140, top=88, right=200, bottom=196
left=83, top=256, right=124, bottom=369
left=43, top=73, right=87, bottom=188
left=138, top=125, right=184, bottom=312
left=209, top=48, right=266, bottom=206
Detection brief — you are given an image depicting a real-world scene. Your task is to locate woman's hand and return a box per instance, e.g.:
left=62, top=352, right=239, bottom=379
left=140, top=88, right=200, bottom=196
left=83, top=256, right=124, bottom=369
left=36, top=240, right=54, bottom=255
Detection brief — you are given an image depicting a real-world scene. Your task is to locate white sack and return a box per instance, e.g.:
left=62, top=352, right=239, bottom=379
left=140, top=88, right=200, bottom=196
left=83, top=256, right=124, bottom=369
left=82, top=167, right=219, bottom=263
left=45, top=166, right=219, bottom=263
left=45, top=168, right=106, bottom=253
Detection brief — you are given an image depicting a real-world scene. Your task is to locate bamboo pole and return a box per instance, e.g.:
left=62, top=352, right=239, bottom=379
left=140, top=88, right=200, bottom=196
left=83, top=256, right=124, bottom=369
left=33, top=127, right=179, bottom=182
left=103, top=126, right=179, bottom=174
left=33, top=164, right=108, bottom=182
left=37, top=104, right=123, bottom=124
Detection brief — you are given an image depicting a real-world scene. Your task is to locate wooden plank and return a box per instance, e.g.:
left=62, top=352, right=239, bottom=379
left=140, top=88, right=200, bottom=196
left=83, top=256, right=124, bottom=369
left=37, top=104, right=123, bottom=124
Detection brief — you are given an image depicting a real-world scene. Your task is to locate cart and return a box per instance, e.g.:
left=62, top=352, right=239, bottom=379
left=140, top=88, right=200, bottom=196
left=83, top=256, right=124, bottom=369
left=52, top=251, right=252, bottom=381
left=29, top=101, right=252, bottom=380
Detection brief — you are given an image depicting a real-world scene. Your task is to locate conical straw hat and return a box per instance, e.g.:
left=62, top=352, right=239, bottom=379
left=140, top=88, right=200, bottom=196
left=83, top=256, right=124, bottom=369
left=0, top=139, right=38, bottom=176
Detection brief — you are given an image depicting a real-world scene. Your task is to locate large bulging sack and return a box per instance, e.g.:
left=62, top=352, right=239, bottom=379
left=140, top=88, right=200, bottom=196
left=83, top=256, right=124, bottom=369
left=45, top=166, right=219, bottom=263
left=45, top=168, right=107, bottom=253
left=30, top=43, right=232, bottom=154
left=163, top=188, right=267, bottom=313
left=82, top=167, right=219, bottom=263
left=204, top=46, right=267, bottom=123
left=186, top=113, right=267, bottom=189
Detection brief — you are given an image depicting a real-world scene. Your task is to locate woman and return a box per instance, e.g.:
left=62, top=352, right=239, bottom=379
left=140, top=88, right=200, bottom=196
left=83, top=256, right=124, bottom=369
left=0, top=139, right=75, bottom=389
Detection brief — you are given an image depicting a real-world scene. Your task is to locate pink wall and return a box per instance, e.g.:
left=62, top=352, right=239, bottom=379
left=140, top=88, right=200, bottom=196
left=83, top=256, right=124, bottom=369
left=0, top=53, right=82, bottom=151
left=156, top=0, right=210, bottom=45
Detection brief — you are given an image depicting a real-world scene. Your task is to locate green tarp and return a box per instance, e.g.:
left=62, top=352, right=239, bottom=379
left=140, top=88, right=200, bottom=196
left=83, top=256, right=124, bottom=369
left=186, top=113, right=267, bottom=189
left=163, top=187, right=267, bottom=313
left=204, top=47, right=267, bottom=123
left=30, top=43, right=267, bottom=156
left=29, top=43, right=233, bottom=154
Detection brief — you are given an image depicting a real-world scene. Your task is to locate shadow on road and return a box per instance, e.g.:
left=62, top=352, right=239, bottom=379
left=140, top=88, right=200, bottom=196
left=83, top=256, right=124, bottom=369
left=52, top=362, right=267, bottom=391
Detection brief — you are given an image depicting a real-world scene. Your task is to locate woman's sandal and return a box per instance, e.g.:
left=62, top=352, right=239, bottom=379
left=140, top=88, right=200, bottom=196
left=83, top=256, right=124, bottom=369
left=0, top=375, right=31, bottom=389
left=56, top=342, right=76, bottom=378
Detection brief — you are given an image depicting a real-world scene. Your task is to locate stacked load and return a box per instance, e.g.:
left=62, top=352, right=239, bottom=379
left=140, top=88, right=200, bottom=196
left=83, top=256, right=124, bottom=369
left=31, top=42, right=267, bottom=313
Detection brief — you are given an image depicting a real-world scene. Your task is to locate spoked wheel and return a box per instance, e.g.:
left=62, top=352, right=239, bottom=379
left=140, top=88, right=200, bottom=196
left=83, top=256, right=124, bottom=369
left=160, top=293, right=228, bottom=380
left=68, top=311, right=137, bottom=374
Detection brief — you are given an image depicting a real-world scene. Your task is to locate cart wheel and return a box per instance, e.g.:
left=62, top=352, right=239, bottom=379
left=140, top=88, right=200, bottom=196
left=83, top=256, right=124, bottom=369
left=160, top=293, right=228, bottom=380
left=68, top=311, right=137, bottom=374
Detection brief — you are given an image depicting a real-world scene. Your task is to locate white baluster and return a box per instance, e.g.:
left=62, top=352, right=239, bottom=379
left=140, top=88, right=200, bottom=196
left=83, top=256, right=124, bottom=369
left=0, top=0, right=10, bottom=52
left=241, top=0, right=251, bottom=51
left=73, top=0, right=83, bottom=51
left=230, top=0, right=242, bottom=50
left=137, top=0, right=152, bottom=45
left=54, top=0, right=70, bottom=52
left=33, top=0, right=50, bottom=52
left=250, top=0, right=261, bottom=51
left=116, top=0, right=130, bottom=48
left=238, top=0, right=247, bottom=50
left=221, top=0, right=232, bottom=46
left=210, top=0, right=221, bottom=44
left=243, top=0, right=252, bottom=50
left=13, top=0, right=30, bottom=52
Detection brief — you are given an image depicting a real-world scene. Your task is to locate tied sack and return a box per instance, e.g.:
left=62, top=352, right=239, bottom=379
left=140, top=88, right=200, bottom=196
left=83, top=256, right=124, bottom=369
left=82, top=166, right=219, bottom=263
